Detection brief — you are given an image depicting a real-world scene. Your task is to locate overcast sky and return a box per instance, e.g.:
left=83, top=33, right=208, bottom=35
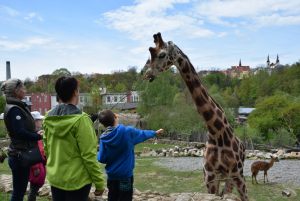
left=1, top=0, right=300, bottom=81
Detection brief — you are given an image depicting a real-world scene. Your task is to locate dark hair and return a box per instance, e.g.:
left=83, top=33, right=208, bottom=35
left=55, top=76, right=78, bottom=103
left=98, top=109, right=115, bottom=127
left=90, top=113, right=98, bottom=122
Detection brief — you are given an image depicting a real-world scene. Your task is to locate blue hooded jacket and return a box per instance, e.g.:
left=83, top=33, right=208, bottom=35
left=97, top=124, right=156, bottom=180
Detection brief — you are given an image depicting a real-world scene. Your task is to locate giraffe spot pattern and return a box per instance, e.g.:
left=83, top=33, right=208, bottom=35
left=150, top=37, right=249, bottom=200
left=185, top=80, right=194, bottom=93
left=234, top=177, right=242, bottom=186
left=224, top=118, right=228, bottom=125
left=210, top=186, right=216, bottom=194
left=207, top=125, right=216, bottom=135
left=232, top=140, right=238, bottom=152
left=208, top=137, right=217, bottom=145
left=213, top=118, right=224, bottom=130
left=211, top=100, right=216, bottom=108
left=223, top=130, right=231, bottom=147
left=238, top=162, right=242, bottom=168
left=177, top=57, right=183, bottom=66
left=216, top=109, right=223, bottom=118
left=232, top=164, right=238, bottom=172
left=209, top=154, right=218, bottom=167
left=166, top=61, right=172, bottom=66
left=207, top=174, right=215, bottom=182
left=204, top=163, right=213, bottom=172
left=203, top=109, right=214, bottom=121
left=217, top=135, right=223, bottom=146
left=218, top=165, right=228, bottom=174
left=195, top=96, right=206, bottom=107
left=226, top=127, right=233, bottom=138
left=185, top=79, right=200, bottom=93
left=235, top=154, right=240, bottom=161
left=201, top=88, right=209, bottom=99
left=182, top=63, right=190, bottom=73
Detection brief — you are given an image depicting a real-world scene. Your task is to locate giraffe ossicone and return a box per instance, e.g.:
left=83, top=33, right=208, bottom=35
left=142, top=32, right=248, bottom=201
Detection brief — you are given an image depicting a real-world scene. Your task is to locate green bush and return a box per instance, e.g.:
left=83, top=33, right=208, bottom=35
left=0, top=121, right=7, bottom=138
left=269, top=128, right=297, bottom=147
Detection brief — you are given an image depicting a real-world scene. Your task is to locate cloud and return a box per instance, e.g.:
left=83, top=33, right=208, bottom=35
left=99, top=0, right=215, bottom=40
left=0, top=37, right=52, bottom=51
left=0, top=5, right=19, bottom=17
left=100, top=0, right=300, bottom=41
left=24, top=12, right=44, bottom=22
left=194, top=0, right=300, bottom=27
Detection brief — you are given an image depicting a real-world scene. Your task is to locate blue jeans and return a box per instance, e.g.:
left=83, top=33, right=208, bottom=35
left=8, top=156, right=30, bottom=201
left=107, top=177, right=133, bottom=201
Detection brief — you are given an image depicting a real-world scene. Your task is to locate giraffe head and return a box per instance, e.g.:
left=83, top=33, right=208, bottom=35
left=142, top=32, right=177, bottom=82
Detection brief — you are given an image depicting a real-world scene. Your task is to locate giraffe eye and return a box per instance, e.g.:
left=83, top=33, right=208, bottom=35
left=158, top=52, right=166, bottom=59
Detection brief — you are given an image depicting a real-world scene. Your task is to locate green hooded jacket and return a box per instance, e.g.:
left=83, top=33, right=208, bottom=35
left=43, top=105, right=105, bottom=191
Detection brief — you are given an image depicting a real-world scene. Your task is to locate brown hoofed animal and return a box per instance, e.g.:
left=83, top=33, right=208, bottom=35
left=251, top=155, right=279, bottom=184
left=142, top=32, right=248, bottom=201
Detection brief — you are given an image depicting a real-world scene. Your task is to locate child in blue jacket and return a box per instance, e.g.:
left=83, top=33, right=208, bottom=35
left=97, top=109, right=163, bottom=201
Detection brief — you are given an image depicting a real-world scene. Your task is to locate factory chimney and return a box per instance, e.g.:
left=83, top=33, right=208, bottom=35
left=6, top=61, right=11, bottom=80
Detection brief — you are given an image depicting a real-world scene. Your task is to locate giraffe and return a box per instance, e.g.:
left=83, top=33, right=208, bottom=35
left=142, top=32, right=248, bottom=201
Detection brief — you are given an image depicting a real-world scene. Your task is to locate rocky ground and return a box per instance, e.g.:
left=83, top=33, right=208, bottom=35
left=154, top=157, right=300, bottom=186
left=1, top=157, right=299, bottom=200
left=0, top=174, right=241, bottom=201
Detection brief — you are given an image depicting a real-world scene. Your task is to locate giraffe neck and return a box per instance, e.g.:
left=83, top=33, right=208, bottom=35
left=173, top=51, right=229, bottom=139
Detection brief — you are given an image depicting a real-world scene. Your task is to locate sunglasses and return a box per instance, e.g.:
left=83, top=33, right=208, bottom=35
left=15, top=79, right=22, bottom=89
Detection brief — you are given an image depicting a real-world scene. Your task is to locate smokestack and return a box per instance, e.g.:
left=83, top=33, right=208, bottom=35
left=6, top=61, right=11, bottom=80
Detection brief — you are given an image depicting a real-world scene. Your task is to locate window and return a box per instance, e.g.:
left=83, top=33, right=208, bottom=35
left=114, top=96, right=118, bottom=102
left=107, top=96, right=111, bottom=103
left=134, top=96, right=139, bottom=102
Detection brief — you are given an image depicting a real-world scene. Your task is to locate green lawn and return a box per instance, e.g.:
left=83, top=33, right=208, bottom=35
left=1, top=143, right=300, bottom=201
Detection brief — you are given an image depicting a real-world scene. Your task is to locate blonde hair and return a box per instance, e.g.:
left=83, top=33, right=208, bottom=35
left=0, top=78, right=23, bottom=98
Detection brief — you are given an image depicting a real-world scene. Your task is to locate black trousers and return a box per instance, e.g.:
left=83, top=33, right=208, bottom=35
left=107, top=177, right=133, bottom=201
left=8, top=156, right=30, bottom=201
left=51, top=184, right=92, bottom=201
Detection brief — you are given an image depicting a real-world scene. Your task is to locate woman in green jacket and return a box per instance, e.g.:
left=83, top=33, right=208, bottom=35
left=43, top=76, right=105, bottom=201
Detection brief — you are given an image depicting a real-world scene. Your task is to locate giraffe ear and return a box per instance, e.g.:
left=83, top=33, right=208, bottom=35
left=149, top=47, right=156, bottom=60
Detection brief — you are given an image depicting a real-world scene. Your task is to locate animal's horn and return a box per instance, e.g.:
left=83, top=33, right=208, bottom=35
left=155, top=32, right=164, bottom=48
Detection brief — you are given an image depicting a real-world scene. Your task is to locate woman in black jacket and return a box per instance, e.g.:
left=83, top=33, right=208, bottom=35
left=1, top=79, right=42, bottom=201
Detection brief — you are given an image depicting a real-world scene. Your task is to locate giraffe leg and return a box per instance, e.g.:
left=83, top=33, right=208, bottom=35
left=204, top=172, right=220, bottom=195
left=221, top=179, right=234, bottom=196
left=232, top=176, right=248, bottom=201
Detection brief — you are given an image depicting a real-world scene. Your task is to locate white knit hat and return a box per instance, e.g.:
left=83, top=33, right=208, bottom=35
left=31, top=111, right=44, bottom=120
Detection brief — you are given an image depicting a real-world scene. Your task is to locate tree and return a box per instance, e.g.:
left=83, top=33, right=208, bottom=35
left=248, top=92, right=299, bottom=144
left=52, top=68, right=71, bottom=76
left=137, top=71, right=178, bottom=115
left=0, top=96, right=5, bottom=113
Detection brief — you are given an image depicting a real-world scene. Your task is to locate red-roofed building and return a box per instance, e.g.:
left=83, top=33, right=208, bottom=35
left=224, top=59, right=251, bottom=79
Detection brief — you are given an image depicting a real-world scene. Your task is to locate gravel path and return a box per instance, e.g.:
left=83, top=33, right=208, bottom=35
left=154, top=157, right=300, bottom=186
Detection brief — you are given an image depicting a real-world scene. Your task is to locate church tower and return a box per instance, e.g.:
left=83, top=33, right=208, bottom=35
left=266, top=55, right=270, bottom=67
